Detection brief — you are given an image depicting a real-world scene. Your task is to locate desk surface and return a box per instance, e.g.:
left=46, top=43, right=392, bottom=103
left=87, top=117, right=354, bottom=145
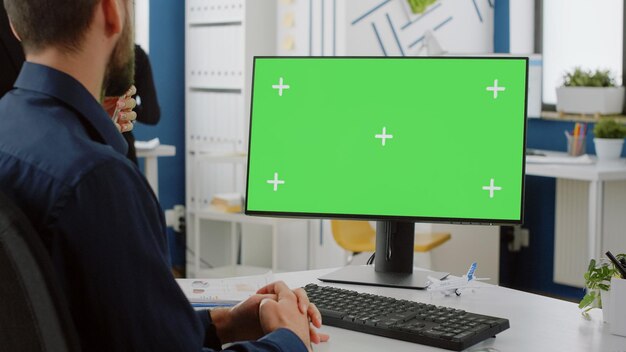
left=274, top=268, right=626, bottom=352
left=526, top=150, right=626, bottom=181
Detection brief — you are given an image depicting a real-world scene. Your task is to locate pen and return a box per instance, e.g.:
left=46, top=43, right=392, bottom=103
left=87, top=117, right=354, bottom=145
left=606, top=251, right=626, bottom=279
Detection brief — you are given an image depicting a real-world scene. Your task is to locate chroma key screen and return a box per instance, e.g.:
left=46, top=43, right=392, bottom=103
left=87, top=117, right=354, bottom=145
left=246, top=57, right=527, bottom=223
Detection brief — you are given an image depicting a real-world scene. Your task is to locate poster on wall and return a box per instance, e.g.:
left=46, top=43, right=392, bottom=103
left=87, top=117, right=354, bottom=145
left=277, top=0, right=494, bottom=56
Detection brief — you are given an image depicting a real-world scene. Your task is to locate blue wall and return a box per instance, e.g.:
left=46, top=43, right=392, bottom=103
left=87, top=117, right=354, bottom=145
left=133, top=0, right=186, bottom=267
left=493, top=0, right=509, bottom=53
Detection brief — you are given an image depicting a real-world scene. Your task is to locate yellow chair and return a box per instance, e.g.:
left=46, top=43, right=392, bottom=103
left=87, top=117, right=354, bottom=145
left=330, top=220, right=451, bottom=267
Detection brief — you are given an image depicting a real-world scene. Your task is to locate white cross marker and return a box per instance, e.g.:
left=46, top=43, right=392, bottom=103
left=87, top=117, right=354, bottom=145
left=482, top=178, right=502, bottom=198
left=272, top=77, right=290, bottom=96
left=375, top=127, right=393, bottom=146
left=486, top=79, right=506, bottom=99
left=267, top=173, right=285, bottom=191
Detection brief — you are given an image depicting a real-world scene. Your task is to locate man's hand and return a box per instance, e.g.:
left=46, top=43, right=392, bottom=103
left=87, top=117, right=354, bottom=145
left=102, top=85, right=137, bottom=132
left=210, top=281, right=329, bottom=346
left=257, top=282, right=329, bottom=344
left=258, top=281, right=320, bottom=351
left=211, top=293, right=276, bottom=343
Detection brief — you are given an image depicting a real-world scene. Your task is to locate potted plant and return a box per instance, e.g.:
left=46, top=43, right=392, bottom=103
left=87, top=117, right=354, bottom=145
left=593, top=119, right=626, bottom=161
left=556, top=68, right=625, bottom=115
left=580, top=254, right=626, bottom=320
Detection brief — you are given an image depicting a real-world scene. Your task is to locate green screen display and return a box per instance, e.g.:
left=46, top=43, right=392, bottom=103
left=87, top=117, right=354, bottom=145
left=246, top=57, right=527, bottom=223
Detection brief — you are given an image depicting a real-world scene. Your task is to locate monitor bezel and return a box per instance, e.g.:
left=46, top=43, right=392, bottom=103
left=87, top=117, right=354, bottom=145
left=245, top=56, right=528, bottom=226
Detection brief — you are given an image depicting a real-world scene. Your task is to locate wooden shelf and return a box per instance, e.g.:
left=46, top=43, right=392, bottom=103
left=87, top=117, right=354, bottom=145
left=540, top=111, right=626, bottom=124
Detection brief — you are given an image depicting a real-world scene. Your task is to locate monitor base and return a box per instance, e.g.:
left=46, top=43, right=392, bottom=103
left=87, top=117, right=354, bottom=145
left=318, top=265, right=449, bottom=290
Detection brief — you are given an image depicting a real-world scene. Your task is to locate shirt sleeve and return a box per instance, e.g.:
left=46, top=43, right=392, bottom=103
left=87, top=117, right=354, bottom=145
left=198, top=311, right=308, bottom=352
left=133, top=44, right=161, bottom=125
left=52, top=160, right=306, bottom=352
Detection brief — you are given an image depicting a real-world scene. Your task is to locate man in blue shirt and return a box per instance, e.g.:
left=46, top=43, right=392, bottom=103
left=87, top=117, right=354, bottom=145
left=0, top=0, right=327, bottom=351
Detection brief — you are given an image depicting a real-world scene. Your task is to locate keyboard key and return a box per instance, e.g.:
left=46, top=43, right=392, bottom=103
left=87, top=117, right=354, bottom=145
left=423, top=330, right=444, bottom=338
left=453, top=331, right=476, bottom=341
left=318, top=307, right=345, bottom=319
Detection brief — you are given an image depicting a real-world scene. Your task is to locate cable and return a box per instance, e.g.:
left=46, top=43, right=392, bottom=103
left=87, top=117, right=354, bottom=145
left=366, top=252, right=376, bottom=265
left=185, top=247, right=214, bottom=268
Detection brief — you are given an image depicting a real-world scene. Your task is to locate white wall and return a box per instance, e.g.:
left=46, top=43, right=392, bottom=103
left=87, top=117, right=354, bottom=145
left=509, top=0, right=534, bottom=54
left=135, top=0, right=150, bottom=53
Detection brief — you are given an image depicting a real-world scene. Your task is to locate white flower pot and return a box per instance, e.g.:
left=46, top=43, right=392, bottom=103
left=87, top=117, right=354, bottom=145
left=601, top=289, right=611, bottom=323
left=556, top=87, right=625, bottom=115
left=594, top=138, right=624, bottom=161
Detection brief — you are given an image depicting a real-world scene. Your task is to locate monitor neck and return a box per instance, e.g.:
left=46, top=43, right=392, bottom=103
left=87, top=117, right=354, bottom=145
left=375, top=221, right=415, bottom=274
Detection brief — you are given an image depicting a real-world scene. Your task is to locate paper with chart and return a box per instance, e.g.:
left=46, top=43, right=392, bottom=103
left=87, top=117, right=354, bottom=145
left=176, top=273, right=275, bottom=305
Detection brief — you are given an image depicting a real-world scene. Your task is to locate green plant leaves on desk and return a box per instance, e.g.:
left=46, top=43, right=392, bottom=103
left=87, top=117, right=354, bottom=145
left=593, top=119, right=626, bottom=139
left=579, top=255, right=625, bottom=315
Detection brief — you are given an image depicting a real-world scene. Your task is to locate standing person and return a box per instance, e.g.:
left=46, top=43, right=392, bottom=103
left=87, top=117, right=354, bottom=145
left=103, top=44, right=161, bottom=164
left=0, top=1, right=327, bottom=351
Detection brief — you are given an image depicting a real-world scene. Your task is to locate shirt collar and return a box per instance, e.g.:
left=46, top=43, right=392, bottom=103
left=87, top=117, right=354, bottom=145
left=14, top=62, right=128, bottom=155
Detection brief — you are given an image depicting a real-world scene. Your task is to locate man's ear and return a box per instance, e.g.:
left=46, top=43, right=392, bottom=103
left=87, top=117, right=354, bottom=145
left=101, top=0, right=124, bottom=37
left=8, top=19, right=21, bottom=42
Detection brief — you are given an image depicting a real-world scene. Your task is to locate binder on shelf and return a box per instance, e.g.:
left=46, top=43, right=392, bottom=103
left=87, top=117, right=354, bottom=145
left=211, top=193, right=244, bottom=213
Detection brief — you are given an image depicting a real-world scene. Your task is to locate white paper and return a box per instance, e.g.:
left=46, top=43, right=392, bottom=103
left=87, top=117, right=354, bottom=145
left=176, top=272, right=275, bottom=305
left=134, top=138, right=160, bottom=150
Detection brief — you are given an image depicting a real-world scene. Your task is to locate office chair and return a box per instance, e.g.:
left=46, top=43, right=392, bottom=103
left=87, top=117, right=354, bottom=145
left=330, top=220, right=451, bottom=268
left=0, top=191, right=81, bottom=352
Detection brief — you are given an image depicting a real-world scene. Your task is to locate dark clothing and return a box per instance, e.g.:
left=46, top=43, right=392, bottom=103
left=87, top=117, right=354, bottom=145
left=2, top=12, right=161, bottom=165
left=0, top=62, right=306, bottom=352
left=0, top=5, right=24, bottom=96
left=123, top=44, right=161, bottom=164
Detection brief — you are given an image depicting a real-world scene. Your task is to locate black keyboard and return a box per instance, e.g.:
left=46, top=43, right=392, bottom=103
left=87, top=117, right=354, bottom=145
left=305, top=284, right=509, bottom=351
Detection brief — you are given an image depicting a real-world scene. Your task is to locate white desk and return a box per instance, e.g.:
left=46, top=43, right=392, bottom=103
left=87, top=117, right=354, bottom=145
left=526, top=151, right=626, bottom=262
left=274, top=268, right=626, bottom=351
left=136, top=144, right=176, bottom=197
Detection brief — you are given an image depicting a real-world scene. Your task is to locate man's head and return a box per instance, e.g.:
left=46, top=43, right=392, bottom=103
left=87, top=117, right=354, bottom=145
left=3, top=0, right=98, bottom=54
left=4, top=0, right=135, bottom=96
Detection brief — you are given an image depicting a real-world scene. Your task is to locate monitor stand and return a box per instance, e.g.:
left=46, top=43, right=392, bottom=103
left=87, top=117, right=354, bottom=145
left=318, top=221, right=449, bottom=289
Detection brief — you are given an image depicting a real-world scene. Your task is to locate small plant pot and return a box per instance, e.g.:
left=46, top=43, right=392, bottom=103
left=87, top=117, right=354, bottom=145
left=594, top=138, right=624, bottom=161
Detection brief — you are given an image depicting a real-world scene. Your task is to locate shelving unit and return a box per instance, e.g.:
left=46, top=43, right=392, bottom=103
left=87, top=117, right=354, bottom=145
left=185, top=0, right=314, bottom=278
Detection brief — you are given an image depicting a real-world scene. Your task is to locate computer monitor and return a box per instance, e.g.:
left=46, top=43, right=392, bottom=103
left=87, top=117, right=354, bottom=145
left=246, top=57, right=528, bottom=289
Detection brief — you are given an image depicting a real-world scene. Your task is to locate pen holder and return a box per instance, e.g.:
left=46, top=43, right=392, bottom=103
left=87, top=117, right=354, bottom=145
left=609, top=277, right=626, bottom=336
left=565, top=132, right=586, bottom=156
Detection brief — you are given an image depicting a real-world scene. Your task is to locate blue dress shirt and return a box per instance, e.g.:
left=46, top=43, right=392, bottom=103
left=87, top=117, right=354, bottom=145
left=0, top=62, right=307, bottom=352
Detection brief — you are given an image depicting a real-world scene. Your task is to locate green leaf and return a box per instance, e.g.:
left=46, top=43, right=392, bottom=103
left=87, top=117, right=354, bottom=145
left=406, top=0, right=437, bottom=14
left=579, top=291, right=596, bottom=310
left=588, top=259, right=596, bottom=271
